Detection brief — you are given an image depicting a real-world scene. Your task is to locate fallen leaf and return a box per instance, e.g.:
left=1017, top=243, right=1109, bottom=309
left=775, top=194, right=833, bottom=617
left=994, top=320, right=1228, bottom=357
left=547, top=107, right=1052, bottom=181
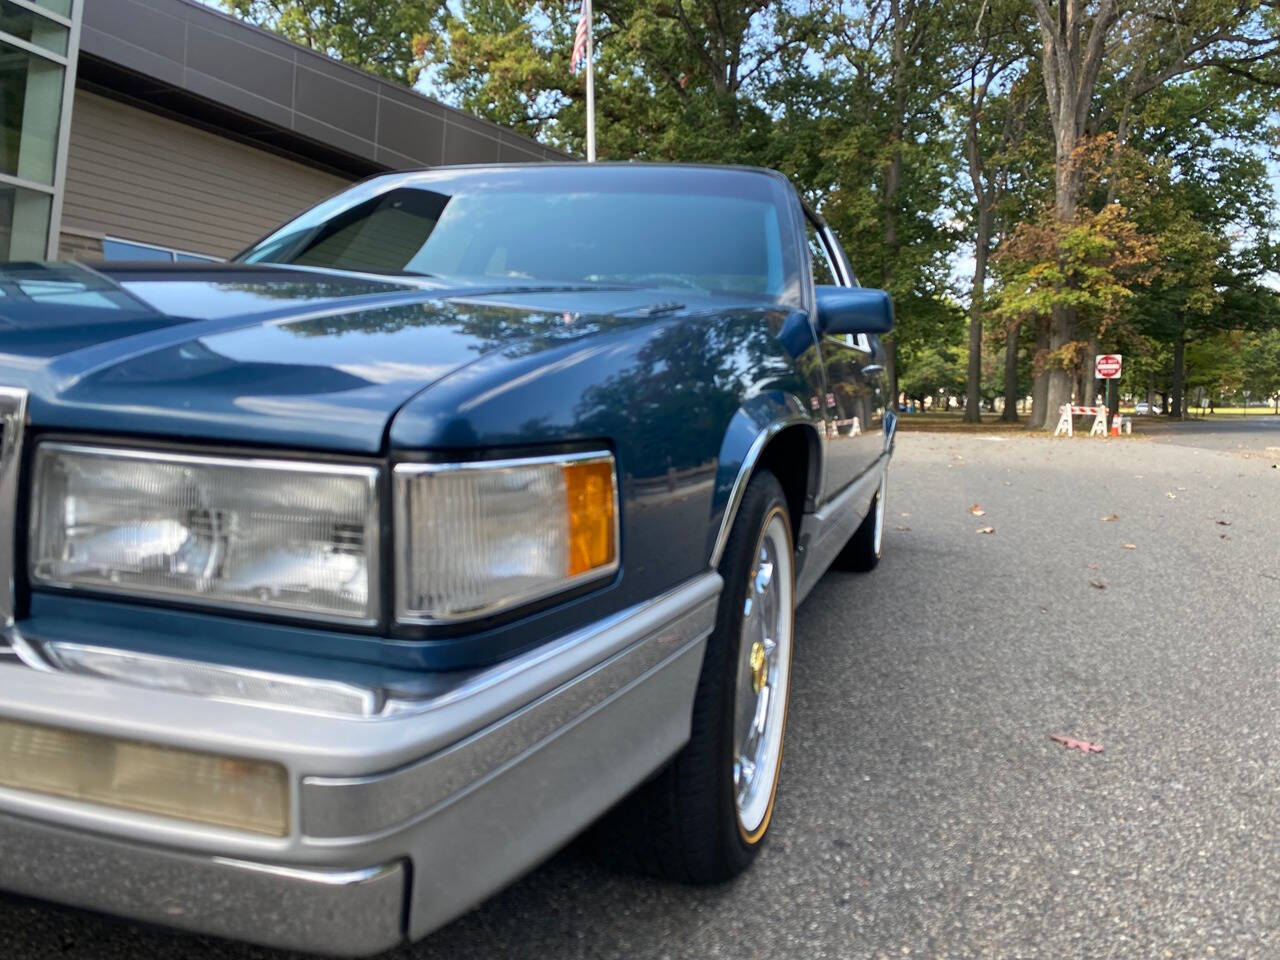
left=1089, top=579, right=1107, bottom=589
left=1101, top=513, right=1120, bottom=522
left=1123, top=543, right=1136, bottom=550
left=1215, top=519, right=1231, bottom=526
left=1050, top=734, right=1104, bottom=754
left=1087, top=562, right=1100, bottom=570
left=895, top=525, right=911, bottom=531
left=900, top=512, right=911, bottom=518
left=1220, top=533, right=1231, bottom=540
left=969, top=503, right=986, bottom=516
left=976, top=526, right=995, bottom=535
left=1166, top=492, right=1177, bottom=500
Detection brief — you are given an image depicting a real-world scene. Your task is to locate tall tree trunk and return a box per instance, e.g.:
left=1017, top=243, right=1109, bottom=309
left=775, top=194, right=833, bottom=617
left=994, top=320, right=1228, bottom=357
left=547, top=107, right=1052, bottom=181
left=964, top=206, right=994, bottom=423
left=1086, top=335, right=1099, bottom=404
left=1001, top=323, right=1020, bottom=422
left=884, top=336, right=899, bottom=414
left=1040, top=154, right=1083, bottom=426
left=1030, top=0, right=1119, bottom=429
left=1028, top=319, right=1052, bottom=429
left=880, top=0, right=906, bottom=421
left=1169, top=333, right=1186, bottom=419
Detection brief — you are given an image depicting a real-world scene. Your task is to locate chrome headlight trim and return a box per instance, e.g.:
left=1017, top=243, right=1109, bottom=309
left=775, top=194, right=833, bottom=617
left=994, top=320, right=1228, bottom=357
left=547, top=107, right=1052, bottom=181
left=28, top=443, right=383, bottom=627
left=0, top=388, right=29, bottom=630
left=393, top=451, right=621, bottom=626
left=41, top=640, right=381, bottom=717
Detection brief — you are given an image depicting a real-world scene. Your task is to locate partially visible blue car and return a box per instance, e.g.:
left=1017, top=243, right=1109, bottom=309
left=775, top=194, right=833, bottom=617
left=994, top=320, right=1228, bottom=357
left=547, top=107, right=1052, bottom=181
left=0, top=163, right=893, bottom=954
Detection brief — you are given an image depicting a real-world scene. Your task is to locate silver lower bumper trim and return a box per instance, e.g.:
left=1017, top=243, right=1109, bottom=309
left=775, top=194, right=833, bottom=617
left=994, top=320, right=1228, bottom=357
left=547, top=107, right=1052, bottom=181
left=0, top=811, right=406, bottom=956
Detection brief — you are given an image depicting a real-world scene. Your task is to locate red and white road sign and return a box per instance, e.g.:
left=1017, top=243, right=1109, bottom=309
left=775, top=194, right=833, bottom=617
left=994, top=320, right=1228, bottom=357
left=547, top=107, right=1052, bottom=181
left=1095, top=354, right=1123, bottom=379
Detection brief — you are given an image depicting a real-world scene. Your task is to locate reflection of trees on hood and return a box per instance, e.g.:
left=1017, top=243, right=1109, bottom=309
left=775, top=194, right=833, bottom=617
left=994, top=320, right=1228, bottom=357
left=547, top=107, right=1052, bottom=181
left=284, top=300, right=635, bottom=357
left=208, top=278, right=407, bottom=301
left=574, top=310, right=800, bottom=472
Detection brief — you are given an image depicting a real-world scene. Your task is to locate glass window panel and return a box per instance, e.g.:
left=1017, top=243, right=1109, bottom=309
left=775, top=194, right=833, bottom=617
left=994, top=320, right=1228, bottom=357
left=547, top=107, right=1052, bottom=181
left=805, top=219, right=838, bottom=286
left=102, top=238, right=175, bottom=262
left=0, top=183, right=51, bottom=260
left=0, top=1, right=70, bottom=55
left=175, top=251, right=221, bottom=263
left=0, top=38, right=64, bottom=185
left=28, top=0, right=70, bottom=17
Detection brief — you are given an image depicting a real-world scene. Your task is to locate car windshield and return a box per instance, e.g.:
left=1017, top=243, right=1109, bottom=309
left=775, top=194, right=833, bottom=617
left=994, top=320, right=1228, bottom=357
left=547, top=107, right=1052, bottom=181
left=238, top=167, right=800, bottom=304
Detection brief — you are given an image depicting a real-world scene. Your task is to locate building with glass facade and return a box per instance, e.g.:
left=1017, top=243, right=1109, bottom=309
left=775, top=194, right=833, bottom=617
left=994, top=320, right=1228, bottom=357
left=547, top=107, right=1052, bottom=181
left=1, top=0, right=80, bottom=259
left=1, top=0, right=562, bottom=264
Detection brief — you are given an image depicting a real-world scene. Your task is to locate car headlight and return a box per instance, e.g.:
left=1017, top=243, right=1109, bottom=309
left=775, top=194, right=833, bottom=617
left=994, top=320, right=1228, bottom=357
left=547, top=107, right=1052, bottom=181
left=29, top=444, right=380, bottom=623
left=395, top=452, right=618, bottom=623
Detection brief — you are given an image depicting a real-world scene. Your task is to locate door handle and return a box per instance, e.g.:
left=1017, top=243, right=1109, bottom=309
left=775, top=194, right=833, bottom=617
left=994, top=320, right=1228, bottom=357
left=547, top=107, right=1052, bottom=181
left=861, top=364, right=885, bottom=376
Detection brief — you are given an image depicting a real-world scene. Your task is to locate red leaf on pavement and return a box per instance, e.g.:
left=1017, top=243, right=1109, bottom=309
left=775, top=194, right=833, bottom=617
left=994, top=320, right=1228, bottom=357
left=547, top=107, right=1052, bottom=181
left=1215, top=519, right=1231, bottom=526
left=1050, top=734, right=1103, bottom=754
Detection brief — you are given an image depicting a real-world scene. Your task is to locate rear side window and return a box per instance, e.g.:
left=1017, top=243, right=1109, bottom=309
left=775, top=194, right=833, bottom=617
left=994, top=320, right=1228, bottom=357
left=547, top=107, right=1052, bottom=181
left=805, top=218, right=840, bottom=286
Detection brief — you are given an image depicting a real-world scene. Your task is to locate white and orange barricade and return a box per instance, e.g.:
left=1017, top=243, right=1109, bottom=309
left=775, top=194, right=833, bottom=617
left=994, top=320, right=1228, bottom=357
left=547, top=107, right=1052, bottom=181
left=1053, top=404, right=1109, bottom=437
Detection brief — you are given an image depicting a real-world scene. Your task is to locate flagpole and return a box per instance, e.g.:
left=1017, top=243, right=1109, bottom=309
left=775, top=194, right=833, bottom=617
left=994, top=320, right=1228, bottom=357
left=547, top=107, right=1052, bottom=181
left=584, top=0, right=596, bottom=162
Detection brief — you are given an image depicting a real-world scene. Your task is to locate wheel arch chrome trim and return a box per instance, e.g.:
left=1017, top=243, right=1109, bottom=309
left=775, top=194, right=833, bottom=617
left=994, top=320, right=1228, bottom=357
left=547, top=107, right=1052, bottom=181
left=708, top=413, right=821, bottom=569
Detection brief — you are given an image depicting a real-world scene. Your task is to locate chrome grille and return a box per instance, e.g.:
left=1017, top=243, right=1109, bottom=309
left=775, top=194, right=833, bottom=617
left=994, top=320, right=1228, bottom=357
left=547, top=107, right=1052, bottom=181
left=0, top=389, right=29, bottom=628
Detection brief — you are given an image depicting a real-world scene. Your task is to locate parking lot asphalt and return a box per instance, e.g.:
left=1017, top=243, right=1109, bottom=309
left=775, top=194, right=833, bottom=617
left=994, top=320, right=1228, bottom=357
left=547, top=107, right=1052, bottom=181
left=1140, top=414, right=1280, bottom=455
left=3, top=431, right=1277, bottom=959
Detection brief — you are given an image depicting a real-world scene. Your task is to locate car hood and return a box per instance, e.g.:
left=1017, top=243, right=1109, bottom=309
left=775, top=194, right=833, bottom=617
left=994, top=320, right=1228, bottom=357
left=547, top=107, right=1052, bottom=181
left=0, top=262, right=721, bottom=453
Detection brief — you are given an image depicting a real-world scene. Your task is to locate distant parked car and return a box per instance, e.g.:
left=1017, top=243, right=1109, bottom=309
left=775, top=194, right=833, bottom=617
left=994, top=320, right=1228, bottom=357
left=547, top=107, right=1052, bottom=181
left=1134, top=402, right=1161, bottom=415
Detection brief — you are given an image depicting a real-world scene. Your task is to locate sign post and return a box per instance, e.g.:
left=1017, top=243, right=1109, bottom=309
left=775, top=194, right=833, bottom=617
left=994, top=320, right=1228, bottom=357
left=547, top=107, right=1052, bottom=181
left=1096, top=354, right=1122, bottom=423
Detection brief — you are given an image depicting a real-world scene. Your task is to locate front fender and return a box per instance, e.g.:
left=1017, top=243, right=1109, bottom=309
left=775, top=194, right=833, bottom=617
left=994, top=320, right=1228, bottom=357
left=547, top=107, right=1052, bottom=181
left=706, top=396, right=823, bottom=567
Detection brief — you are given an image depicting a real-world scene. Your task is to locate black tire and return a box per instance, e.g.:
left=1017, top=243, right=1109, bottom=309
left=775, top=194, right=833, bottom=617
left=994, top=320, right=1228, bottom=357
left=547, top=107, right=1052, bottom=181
left=596, top=470, right=795, bottom=884
left=832, top=473, right=886, bottom=573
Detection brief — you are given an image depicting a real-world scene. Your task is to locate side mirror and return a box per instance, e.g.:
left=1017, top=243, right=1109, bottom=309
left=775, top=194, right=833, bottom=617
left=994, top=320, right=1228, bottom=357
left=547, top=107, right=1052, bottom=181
left=815, top=285, right=894, bottom=335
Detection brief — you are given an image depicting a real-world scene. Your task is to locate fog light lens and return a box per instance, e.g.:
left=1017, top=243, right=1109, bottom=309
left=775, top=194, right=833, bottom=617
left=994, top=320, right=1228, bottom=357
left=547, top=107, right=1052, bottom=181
left=0, top=718, right=289, bottom=836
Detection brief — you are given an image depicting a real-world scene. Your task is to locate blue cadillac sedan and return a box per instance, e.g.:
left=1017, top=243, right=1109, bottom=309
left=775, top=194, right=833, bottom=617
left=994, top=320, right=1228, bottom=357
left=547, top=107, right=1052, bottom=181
left=0, top=163, right=894, bottom=955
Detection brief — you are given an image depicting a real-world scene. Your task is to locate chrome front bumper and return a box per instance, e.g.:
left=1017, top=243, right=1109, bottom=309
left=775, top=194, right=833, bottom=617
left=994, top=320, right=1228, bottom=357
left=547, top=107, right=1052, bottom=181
left=0, top=573, right=720, bottom=956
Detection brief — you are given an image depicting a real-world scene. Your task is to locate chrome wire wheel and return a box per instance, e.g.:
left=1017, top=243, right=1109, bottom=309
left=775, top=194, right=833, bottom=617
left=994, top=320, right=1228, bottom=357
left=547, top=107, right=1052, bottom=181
left=732, top=507, right=794, bottom=842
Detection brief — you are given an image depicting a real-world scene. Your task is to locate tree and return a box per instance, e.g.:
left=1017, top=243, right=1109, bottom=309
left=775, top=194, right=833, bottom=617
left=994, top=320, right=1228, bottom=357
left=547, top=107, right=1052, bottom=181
left=1026, top=0, right=1280, bottom=427
left=815, top=0, right=963, bottom=408
left=898, top=342, right=965, bottom=408
left=1123, top=69, right=1280, bottom=416
left=954, top=0, right=1039, bottom=421
left=222, top=0, right=446, bottom=84
left=427, top=0, right=824, bottom=161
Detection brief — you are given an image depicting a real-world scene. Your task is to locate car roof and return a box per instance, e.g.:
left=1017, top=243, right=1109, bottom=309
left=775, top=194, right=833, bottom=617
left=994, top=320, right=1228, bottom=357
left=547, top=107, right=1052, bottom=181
left=358, top=161, right=793, bottom=191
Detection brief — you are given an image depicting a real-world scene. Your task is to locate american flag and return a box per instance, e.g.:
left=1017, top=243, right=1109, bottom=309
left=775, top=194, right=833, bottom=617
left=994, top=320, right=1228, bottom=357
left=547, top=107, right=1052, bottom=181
left=570, top=0, right=589, bottom=74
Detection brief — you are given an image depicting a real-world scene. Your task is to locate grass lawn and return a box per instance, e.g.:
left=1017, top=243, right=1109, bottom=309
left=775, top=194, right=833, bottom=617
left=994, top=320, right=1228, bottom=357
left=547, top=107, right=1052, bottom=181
left=894, top=412, right=1031, bottom=432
